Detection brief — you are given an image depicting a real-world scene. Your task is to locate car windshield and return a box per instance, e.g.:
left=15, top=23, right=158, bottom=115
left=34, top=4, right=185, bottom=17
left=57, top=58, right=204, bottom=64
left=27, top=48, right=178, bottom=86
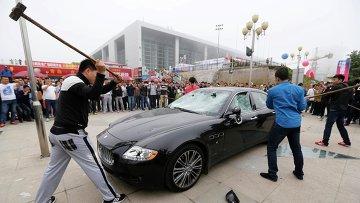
left=168, top=89, right=232, bottom=116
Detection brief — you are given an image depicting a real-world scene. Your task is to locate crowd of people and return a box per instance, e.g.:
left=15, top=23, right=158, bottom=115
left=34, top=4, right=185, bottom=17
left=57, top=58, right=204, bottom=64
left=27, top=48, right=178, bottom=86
left=303, top=78, right=360, bottom=127
left=0, top=73, right=201, bottom=127
left=1, top=70, right=359, bottom=131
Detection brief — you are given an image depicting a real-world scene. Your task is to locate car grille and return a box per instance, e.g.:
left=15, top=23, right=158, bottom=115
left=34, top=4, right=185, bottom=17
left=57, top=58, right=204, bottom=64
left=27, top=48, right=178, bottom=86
left=98, top=143, right=114, bottom=165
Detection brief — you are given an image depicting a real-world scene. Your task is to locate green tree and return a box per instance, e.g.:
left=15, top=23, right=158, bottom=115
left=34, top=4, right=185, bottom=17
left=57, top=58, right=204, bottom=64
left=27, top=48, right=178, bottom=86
left=349, top=50, right=360, bottom=80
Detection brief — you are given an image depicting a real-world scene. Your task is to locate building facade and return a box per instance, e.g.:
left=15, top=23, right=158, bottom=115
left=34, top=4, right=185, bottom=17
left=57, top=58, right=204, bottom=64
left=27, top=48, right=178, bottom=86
left=92, top=21, right=248, bottom=69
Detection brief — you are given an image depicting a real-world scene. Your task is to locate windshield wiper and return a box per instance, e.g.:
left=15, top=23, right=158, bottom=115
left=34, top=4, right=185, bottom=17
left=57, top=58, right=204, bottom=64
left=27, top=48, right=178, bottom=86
left=173, top=107, right=200, bottom=114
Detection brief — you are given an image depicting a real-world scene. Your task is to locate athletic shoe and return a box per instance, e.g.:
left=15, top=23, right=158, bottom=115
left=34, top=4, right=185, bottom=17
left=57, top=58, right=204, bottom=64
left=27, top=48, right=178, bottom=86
left=315, top=140, right=328, bottom=146
left=293, top=171, right=304, bottom=180
left=48, top=196, right=56, bottom=203
left=260, top=172, right=278, bottom=182
left=338, top=141, right=351, bottom=147
left=104, top=194, right=126, bottom=203
left=0, top=123, right=5, bottom=128
left=10, top=120, right=16, bottom=125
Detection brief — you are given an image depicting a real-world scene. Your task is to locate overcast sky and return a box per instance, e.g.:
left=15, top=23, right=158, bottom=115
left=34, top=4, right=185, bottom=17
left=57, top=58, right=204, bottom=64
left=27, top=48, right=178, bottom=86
left=1, top=0, right=359, bottom=77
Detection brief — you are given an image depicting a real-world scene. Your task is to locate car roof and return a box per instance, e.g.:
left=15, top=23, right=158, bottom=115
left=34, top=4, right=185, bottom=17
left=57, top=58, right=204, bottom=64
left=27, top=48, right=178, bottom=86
left=201, top=87, right=265, bottom=93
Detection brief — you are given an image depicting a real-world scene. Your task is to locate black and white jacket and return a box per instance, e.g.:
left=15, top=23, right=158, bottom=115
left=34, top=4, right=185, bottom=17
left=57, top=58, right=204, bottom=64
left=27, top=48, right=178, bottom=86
left=50, top=73, right=116, bottom=135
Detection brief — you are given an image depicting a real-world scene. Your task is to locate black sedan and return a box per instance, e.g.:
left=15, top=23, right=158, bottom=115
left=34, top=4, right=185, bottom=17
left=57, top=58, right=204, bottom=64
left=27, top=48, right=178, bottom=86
left=97, top=87, right=275, bottom=192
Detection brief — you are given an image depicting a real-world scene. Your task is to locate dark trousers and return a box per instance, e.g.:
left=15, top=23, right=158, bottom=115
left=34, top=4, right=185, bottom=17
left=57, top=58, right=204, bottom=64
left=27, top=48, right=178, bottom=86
left=346, top=104, right=360, bottom=125
left=168, top=98, right=175, bottom=105
left=306, top=101, right=314, bottom=113
left=149, top=95, right=157, bottom=109
left=45, top=99, right=56, bottom=118
left=1, top=99, right=17, bottom=123
left=267, top=123, right=303, bottom=178
left=122, top=96, right=128, bottom=110
left=323, top=110, right=351, bottom=145
left=156, top=95, right=160, bottom=108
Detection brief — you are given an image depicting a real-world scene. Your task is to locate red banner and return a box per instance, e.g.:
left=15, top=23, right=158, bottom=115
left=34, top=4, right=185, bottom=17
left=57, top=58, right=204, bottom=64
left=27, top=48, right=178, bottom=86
left=0, top=62, right=134, bottom=78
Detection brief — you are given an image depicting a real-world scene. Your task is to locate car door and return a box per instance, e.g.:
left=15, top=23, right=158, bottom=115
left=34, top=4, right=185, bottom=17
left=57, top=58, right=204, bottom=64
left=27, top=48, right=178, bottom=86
left=223, top=91, right=259, bottom=156
left=250, top=91, right=275, bottom=143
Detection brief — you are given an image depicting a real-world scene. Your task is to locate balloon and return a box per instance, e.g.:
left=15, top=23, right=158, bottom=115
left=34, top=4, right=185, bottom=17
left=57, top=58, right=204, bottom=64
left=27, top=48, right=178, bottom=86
left=281, top=53, right=288, bottom=60
left=302, top=60, right=309, bottom=67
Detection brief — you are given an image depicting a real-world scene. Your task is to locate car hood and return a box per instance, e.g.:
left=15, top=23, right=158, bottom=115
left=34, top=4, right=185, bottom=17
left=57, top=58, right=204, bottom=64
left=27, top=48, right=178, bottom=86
left=106, top=108, right=213, bottom=142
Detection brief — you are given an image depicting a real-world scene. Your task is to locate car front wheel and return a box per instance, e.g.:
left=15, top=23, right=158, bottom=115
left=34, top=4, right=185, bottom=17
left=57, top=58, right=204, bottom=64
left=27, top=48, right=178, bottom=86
left=165, top=144, right=204, bottom=192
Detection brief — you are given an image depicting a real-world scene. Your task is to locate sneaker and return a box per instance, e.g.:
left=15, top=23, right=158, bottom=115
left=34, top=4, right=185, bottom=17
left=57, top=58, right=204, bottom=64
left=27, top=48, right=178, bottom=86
left=48, top=196, right=56, bottom=203
left=10, top=120, right=16, bottom=125
left=260, top=172, right=278, bottom=182
left=315, top=140, right=328, bottom=147
left=293, top=170, right=304, bottom=180
left=338, top=141, right=351, bottom=147
left=0, top=123, right=5, bottom=128
left=104, top=194, right=126, bottom=203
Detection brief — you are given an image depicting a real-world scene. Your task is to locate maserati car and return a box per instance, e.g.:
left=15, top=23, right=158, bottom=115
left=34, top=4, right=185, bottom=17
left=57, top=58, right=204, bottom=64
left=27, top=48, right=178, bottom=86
left=97, top=87, right=275, bottom=192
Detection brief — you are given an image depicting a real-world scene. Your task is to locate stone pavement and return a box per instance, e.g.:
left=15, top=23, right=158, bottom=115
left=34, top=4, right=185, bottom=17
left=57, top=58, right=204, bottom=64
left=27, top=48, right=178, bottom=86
left=0, top=112, right=359, bottom=203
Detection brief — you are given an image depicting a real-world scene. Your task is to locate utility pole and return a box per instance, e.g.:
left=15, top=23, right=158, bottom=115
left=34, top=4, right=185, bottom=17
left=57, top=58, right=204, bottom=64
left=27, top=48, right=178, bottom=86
left=15, top=0, right=49, bottom=157
left=215, top=24, right=223, bottom=69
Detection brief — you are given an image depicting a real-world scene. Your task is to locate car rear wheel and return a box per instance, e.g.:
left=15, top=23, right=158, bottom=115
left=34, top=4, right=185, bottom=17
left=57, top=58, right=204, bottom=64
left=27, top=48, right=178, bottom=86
left=165, top=144, right=204, bottom=192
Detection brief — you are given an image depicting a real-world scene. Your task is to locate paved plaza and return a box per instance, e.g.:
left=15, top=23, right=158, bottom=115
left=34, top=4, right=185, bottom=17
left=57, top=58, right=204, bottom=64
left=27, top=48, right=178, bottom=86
left=1, top=112, right=359, bottom=203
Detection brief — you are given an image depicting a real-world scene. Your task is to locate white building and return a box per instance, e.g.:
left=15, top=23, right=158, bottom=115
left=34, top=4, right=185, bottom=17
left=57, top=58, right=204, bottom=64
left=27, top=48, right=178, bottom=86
left=91, top=20, right=249, bottom=68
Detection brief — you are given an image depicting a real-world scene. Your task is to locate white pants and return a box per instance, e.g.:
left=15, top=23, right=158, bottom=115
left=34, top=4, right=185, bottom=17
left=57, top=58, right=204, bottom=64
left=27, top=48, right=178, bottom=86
left=35, top=131, right=119, bottom=203
left=102, top=95, right=113, bottom=113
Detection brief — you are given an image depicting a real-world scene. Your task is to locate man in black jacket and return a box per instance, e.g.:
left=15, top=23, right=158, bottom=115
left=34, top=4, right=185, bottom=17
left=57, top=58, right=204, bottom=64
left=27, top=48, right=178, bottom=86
left=36, top=59, right=126, bottom=203
left=345, top=79, right=360, bottom=125
left=315, top=74, right=352, bottom=147
left=113, top=83, right=124, bottom=112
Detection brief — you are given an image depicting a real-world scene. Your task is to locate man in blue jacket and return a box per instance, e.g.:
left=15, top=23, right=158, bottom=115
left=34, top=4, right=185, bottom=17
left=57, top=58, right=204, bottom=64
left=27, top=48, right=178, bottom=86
left=260, top=67, right=307, bottom=182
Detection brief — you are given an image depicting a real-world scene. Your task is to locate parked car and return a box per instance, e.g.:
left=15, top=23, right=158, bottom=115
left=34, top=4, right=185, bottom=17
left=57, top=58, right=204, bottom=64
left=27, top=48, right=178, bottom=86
left=97, top=87, right=275, bottom=191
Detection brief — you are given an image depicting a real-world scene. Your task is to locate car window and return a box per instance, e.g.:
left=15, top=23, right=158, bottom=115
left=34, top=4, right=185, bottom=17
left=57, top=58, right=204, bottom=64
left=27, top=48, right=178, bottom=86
left=169, top=89, right=232, bottom=116
left=251, top=92, right=267, bottom=110
left=229, top=92, right=252, bottom=114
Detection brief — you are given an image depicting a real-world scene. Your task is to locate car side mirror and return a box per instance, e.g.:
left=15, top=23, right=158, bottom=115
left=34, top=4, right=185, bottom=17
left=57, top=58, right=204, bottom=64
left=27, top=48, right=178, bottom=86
left=232, top=107, right=241, bottom=116
left=225, top=107, right=242, bottom=124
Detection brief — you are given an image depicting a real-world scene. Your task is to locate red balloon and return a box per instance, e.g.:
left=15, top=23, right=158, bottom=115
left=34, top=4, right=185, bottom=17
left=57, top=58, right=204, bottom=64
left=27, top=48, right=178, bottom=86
left=302, top=60, right=309, bottom=67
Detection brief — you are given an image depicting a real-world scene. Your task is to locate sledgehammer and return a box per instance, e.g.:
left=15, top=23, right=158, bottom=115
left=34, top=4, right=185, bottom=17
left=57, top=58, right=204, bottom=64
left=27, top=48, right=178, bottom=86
left=9, top=2, right=122, bottom=81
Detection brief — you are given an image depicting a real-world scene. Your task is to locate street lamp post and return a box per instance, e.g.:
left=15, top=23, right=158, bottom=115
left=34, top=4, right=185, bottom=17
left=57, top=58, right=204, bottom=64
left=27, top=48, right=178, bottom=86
left=215, top=24, right=223, bottom=69
left=291, top=46, right=309, bottom=84
left=242, top=15, right=268, bottom=87
left=14, top=0, right=49, bottom=157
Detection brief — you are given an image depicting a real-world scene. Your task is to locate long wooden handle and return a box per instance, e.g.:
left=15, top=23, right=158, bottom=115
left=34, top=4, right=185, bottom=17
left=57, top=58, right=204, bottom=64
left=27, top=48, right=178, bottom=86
left=305, top=84, right=360, bottom=99
left=348, top=104, right=360, bottom=111
left=21, top=13, right=120, bottom=79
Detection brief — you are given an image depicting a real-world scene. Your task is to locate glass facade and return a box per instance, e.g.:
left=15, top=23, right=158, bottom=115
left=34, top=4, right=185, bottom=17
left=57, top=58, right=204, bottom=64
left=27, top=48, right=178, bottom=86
left=115, top=36, right=125, bottom=64
left=141, top=27, right=175, bottom=69
left=102, top=45, right=109, bottom=61
left=179, top=38, right=204, bottom=64
left=96, top=25, right=244, bottom=68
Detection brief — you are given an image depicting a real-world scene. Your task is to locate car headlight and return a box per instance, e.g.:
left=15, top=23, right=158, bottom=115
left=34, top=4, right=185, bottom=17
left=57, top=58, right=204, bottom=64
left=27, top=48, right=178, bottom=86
left=122, top=146, right=158, bottom=161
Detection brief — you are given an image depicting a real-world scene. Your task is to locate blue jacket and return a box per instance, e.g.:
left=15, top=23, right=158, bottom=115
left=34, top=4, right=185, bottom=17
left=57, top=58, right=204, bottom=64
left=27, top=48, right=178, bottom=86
left=266, top=81, right=307, bottom=128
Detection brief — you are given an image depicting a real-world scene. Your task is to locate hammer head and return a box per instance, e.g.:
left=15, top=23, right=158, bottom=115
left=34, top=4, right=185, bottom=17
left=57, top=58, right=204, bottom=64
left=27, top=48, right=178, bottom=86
left=9, top=2, right=27, bottom=21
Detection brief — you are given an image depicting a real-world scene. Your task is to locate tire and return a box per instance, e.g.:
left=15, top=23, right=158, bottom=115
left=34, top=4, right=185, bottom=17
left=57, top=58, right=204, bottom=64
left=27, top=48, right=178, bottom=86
left=165, top=144, right=204, bottom=192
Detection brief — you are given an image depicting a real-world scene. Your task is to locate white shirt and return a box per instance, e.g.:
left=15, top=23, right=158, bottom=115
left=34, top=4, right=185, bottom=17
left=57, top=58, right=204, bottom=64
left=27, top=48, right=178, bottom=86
left=42, top=85, right=56, bottom=100
left=0, top=83, right=16, bottom=101
left=121, top=86, right=127, bottom=97
left=307, top=88, right=315, bottom=101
